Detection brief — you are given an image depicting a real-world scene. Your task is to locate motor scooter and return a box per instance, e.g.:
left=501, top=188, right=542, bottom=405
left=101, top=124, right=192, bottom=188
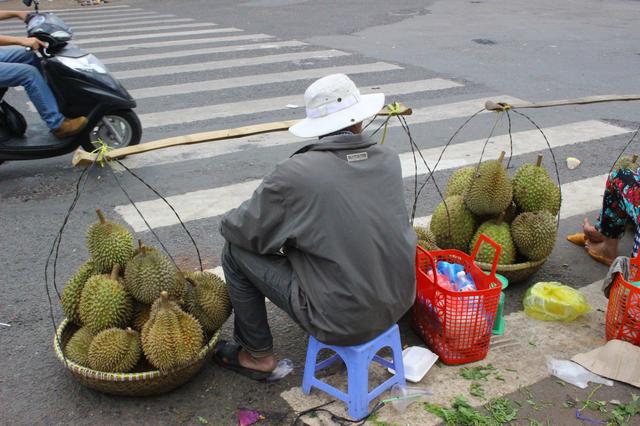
left=0, top=0, right=141, bottom=163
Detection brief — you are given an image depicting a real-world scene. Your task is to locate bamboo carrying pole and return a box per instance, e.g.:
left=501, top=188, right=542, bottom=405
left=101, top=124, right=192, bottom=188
left=485, top=94, right=640, bottom=112
left=72, top=103, right=413, bottom=167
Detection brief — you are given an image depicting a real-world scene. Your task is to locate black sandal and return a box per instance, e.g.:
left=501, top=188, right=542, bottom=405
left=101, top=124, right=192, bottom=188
left=213, top=340, right=273, bottom=381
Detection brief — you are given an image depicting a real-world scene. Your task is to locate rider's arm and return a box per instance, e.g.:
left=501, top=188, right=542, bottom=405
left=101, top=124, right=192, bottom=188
left=0, top=11, right=28, bottom=22
left=0, top=35, right=46, bottom=49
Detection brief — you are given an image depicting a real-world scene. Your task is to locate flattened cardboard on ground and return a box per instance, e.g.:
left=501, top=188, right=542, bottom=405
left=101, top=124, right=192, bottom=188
left=572, top=339, right=640, bottom=388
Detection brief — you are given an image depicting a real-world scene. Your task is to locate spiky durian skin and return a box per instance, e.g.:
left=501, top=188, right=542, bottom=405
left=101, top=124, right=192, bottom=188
left=87, top=328, right=141, bottom=373
left=464, top=160, right=513, bottom=216
left=445, top=167, right=475, bottom=198
left=470, top=220, right=516, bottom=265
left=511, top=163, right=559, bottom=214
left=64, top=327, right=94, bottom=366
left=511, top=211, right=557, bottom=261
left=79, top=274, right=133, bottom=334
left=131, top=302, right=151, bottom=332
left=414, top=226, right=440, bottom=251
left=61, top=260, right=98, bottom=325
left=142, top=297, right=204, bottom=371
left=430, top=196, right=477, bottom=252
left=86, top=220, right=134, bottom=273
left=184, top=271, right=231, bottom=333
left=124, top=248, right=181, bottom=304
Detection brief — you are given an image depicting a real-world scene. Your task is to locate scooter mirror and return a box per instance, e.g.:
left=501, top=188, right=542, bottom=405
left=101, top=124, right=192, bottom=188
left=22, top=0, right=33, bottom=7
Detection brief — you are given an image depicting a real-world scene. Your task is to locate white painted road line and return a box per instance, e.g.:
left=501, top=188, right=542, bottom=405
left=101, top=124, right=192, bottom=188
left=77, top=28, right=244, bottom=45
left=139, top=87, right=493, bottom=130
left=114, top=50, right=350, bottom=79
left=116, top=121, right=628, bottom=231
left=0, top=19, right=198, bottom=36
left=65, top=18, right=195, bottom=31
left=89, top=34, right=274, bottom=54
left=397, top=120, right=629, bottom=177
left=0, top=12, right=170, bottom=30
left=412, top=174, right=608, bottom=228
left=17, top=5, right=131, bottom=13
left=133, top=62, right=401, bottom=103
left=102, top=41, right=308, bottom=65
left=74, top=22, right=218, bottom=37
left=125, top=79, right=466, bottom=169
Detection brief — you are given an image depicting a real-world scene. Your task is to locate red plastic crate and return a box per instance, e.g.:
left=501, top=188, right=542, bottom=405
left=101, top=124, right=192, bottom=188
left=411, top=235, right=503, bottom=365
left=606, top=257, right=640, bottom=345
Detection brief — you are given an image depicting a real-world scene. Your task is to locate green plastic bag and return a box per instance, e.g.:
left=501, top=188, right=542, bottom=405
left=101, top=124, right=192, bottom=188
left=523, top=282, right=591, bottom=321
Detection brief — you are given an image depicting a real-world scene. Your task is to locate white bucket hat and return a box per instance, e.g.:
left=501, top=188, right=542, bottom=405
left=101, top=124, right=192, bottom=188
left=289, top=74, right=385, bottom=138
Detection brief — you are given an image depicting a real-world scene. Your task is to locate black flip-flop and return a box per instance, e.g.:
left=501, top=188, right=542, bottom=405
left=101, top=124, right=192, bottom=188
left=213, top=340, right=273, bottom=381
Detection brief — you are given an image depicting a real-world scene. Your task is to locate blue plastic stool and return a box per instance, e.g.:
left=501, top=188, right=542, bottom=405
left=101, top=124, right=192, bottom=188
left=301, top=324, right=406, bottom=420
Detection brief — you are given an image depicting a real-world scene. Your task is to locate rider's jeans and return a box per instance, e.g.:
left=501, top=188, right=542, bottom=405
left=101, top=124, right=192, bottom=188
left=0, top=47, right=64, bottom=130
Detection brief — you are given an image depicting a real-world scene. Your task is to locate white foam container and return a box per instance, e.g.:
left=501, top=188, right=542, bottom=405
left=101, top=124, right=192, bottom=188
left=388, top=346, right=439, bottom=383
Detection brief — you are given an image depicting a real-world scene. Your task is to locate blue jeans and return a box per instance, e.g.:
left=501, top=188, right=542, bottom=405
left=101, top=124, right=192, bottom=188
left=0, top=47, right=64, bottom=130
left=221, top=242, right=302, bottom=358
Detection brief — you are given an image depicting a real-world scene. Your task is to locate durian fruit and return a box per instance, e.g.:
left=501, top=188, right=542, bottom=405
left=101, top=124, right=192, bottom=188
left=142, top=291, right=204, bottom=371
left=124, top=241, right=182, bottom=304
left=464, top=152, right=513, bottom=216
left=430, top=196, right=477, bottom=252
left=512, top=155, right=560, bottom=214
left=469, top=215, right=516, bottom=265
left=445, top=166, right=475, bottom=198
left=415, top=226, right=440, bottom=251
left=61, top=259, right=99, bottom=325
left=64, top=327, right=94, bottom=366
left=613, top=154, right=639, bottom=172
left=87, top=327, right=141, bottom=373
left=131, top=302, right=151, bottom=332
left=86, top=209, right=134, bottom=273
left=511, top=211, right=557, bottom=261
left=79, top=265, right=133, bottom=334
left=183, top=271, right=232, bottom=333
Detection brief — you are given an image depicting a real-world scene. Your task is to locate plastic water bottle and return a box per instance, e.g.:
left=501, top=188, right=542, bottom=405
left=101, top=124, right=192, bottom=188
left=455, top=271, right=477, bottom=292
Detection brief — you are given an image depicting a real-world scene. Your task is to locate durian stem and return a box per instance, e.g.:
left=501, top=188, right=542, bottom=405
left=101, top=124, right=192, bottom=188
left=633, top=154, right=638, bottom=164
left=110, top=264, right=120, bottom=280
left=96, top=209, right=106, bottom=224
left=159, top=290, right=170, bottom=308
left=496, top=212, right=506, bottom=225
left=138, top=239, right=144, bottom=250
left=535, top=154, right=543, bottom=167
left=497, top=151, right=506, bottom=164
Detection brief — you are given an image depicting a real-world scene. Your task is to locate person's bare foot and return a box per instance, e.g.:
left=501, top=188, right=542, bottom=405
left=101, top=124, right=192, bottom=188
left=585, top=237, right=619, bottom=261
left=583, top=218, right=605, bottom=243
left=238, top=349, right=277, bottom=373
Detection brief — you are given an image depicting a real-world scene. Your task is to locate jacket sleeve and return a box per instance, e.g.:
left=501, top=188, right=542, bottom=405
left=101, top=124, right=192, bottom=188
left=219, top=171, right=289, bottom=254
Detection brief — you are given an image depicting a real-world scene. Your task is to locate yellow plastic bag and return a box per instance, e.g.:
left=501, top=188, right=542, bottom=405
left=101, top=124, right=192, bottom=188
left=523, top=282, right=591, bottom=321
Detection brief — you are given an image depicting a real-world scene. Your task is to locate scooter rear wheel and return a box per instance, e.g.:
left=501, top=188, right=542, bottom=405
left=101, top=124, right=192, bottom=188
left=82, top=109, right=141, bottom=152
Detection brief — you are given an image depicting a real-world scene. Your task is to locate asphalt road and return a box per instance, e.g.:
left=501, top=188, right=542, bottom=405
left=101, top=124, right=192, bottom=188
left=1, top=0, right=639, bottom=424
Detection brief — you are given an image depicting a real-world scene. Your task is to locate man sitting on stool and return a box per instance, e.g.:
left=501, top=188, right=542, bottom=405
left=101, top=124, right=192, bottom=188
left=215, top=74, right=416, bottom=380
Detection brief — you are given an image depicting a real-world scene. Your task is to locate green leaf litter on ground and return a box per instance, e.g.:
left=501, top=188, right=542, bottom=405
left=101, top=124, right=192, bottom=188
left=608, top=394, right=639, bottom=425
left=485, top=397, right=519, bottom=424
left=197, top=416, right=208, bottom=424
left=424, top=395, right=494, bottom=425
left=460, top=364, right=497, bottom=381
left=470, top=383, right=486, bottom=398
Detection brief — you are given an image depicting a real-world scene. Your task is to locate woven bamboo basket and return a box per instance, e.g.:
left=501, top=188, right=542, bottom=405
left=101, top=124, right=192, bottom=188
left=54, top=319, right=220, bottom=396
left=475, top=257, right=548, bottom=284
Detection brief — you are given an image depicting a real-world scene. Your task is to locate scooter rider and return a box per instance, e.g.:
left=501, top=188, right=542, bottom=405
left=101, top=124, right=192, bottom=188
left=0, top=10, right=87, bottom=139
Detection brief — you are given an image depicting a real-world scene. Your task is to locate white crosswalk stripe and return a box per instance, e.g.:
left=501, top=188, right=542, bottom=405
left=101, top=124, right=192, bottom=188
left=133, top=61, right=401, bottom=102
left=77, top=28, right=244, bottom=45
left=0, top=19, right=199, bottom=36
left=89, top=34, right=274, bottom=53
left=115, top=121, right=630, bottom=231
left=101, top=41, right=308, bottom=65
left=114, top=50, right=351, bottom=79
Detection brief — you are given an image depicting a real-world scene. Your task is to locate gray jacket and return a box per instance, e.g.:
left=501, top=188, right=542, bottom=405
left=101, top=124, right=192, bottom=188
left=220, top=133, right=416, bottom=345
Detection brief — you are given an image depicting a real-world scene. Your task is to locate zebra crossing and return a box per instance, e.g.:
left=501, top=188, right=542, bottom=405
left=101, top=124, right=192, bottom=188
left=0, top=3, right=635, bottom=255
